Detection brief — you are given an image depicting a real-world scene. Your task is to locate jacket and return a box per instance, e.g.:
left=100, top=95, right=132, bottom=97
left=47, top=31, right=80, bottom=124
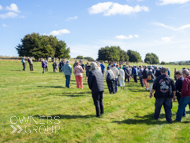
left=42, top=61, right=46, bottom=68
left=74, top=65, right=84, bottom=76
left=100, top=64, right=105, bottom=72
left=62, top=64, right=72, bottom=76
left=155, top=70, right=161, bottom=78
left=111, top=67, right=119, bottom=79
left=153, top=75, right=176, bottom=98
left=175, top=77, right=184, bottom=97
left=88, top=69, right=104, bottom=92
left=105, top=70, right=115, bottom=80
left=142, top=69, right=148, bottom=79
left=181, top=75, right=190, bottom=97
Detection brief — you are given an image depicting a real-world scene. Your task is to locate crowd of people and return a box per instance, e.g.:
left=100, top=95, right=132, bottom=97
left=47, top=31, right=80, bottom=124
left=20, top=57, right=190, bottom=122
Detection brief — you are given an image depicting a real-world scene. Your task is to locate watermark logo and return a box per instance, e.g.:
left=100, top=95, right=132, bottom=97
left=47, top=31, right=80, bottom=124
left=10, top=116, right=60, bottom=134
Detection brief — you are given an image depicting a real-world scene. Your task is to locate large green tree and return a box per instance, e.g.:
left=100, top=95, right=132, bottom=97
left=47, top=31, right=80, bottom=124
left=127, top=50, right=142, bottom=62
left=144, top=53, right=159, bottom=64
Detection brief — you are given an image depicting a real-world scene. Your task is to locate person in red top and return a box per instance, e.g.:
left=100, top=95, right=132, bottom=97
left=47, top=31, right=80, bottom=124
left=176, top=69, right=190, bottom=122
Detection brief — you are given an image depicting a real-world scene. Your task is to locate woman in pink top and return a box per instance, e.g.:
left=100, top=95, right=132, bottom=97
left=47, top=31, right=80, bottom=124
left=73, top=62, right=84, bottom=89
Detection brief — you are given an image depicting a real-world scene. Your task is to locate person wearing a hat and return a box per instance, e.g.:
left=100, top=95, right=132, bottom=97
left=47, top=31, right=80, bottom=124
left=150, top=68, right=176, bottom=123
left=111, top=63, right=120, bottom=93
left=105, top=66, right=115, bottom=94
left=62, top=61, right=72, bottom=88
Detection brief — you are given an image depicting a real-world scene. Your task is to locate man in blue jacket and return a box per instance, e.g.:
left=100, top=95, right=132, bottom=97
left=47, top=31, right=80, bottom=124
left=62, top=61, right=72, bottom=88
left=100, top=62, right=105, bottom=74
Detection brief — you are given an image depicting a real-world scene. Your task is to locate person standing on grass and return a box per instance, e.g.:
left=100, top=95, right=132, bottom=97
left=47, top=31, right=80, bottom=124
left=21, top=57, right=26, bottom=71
left=111, top=64, right=120, bottom=93
left=138, top=66, right=144, bottom=87
left=167, top=68, right=171, bottom=77
left=100, top=62, right=105, bottom=74
left=28, top=57, right=33, bottom=71
left=133, top=66, right=138, bottom=83
left=155, top=67, right=161, bottom=78
left=147, top=69, right=156, bottom=92
left=62, top=61, right=72, bottom=88
left=45, top=60, right=48, bottom=72
left=59, top=59, right=65, bottom=73
left=81, top=61, right=85, bottom=70
left=74, top=62, right=84, bottom=89
left=124, top=66, right=131, bottom=83
left=142, top=66, right=149, bottom=90
left=150, top=68, right=176, bottom=123
left=175, top=69, right=190, bottom=122
left=52, top=61, right=57, bottom=72
left=42, top=59, right=46, bottom=73
left=85, top=62, right=91, bottom=82
left=105, top=66, right=115, bottom=94
left=73, top=60, right=77, bottom=69
left=175, top=71, right=186, bottom=117
left=88, top=62, right=104, bottom=118
left=118, top=66, right=125, bottom=89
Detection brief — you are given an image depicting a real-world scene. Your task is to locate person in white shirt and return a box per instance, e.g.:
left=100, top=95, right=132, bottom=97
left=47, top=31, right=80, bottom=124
left=118, top=66, right=125, bottom=89
left=105, top=66, right=115, bottom=94
left=111, top=64, right=120, bottom=93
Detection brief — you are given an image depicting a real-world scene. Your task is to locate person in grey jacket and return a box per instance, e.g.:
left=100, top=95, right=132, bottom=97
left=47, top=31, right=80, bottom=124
left=88, top=62, right=104, bottom=118
left=62, top=61, right=72, bottom=88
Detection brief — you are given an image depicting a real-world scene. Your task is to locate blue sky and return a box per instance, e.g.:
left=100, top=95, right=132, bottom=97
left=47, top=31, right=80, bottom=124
left=0, top=0, right=190, bottom=62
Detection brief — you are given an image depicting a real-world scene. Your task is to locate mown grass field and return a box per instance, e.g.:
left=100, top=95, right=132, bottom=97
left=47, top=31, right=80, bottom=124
left=0, top=60, right=190, bottom=143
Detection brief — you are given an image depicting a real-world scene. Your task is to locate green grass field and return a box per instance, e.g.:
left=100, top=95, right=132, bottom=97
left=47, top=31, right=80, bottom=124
left=0, top=60, right=190, bottom=143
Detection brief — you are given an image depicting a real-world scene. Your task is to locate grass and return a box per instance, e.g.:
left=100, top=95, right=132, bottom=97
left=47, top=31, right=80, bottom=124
left=0, top=60, right=190, bottom=143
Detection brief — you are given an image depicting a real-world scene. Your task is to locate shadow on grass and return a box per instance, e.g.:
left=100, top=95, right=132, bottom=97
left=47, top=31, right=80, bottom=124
left=60, top=91, right=91, bottom=97
left=38, top=86, right=65, bottom=88
left=113, top=113, right=172, bottom=125
left=34, top=114, right=94, bottom=119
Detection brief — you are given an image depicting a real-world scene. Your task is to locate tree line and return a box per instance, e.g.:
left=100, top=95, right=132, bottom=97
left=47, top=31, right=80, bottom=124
left=16, top=33, right=70, bottom=61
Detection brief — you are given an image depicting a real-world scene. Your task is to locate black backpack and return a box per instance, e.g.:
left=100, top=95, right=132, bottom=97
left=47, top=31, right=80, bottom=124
left=106, top=72, right=113, bottom=81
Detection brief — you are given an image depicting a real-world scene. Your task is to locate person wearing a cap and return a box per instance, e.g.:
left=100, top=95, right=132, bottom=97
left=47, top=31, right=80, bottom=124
left=150, top=67, right=176, bottom=123
left=175, top=70, right=185, bottom=117
left=62, top=61, right=72, bottom=88
left=175, top=69, right=190, bottom=122
left=105, top=66, right=115, bottom=94
left=111, top=63, right=120, bottom=93
left=88, top=62, right=104, bottom=118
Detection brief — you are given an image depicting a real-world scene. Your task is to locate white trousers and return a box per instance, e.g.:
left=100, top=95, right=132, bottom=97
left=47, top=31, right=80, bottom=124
left=119, top=79, right=125, bottom=87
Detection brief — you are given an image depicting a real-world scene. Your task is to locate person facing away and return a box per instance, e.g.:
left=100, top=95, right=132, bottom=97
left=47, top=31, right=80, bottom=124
left=21, top=57, right=26, bottom=71
left=150, top=68, right=176, bottom=123
left=138, top=66, right=144, bottom=87
left=45, top=60, right=48, bottom=72
left=167, top=68, right=171, bottom=77
left=73, top=62, right=84, bottom=89
left=124, top=66, right=131, bottom=83
left=85, top=62, right=91, bottom=82
left=100, top=62, right=105, bottom=74
left=142, top=66, right=149, bottom=90
left=59, top=59, right=65, bottom=72
left=133, top=66, right=138, bottom=83
left=41, top=59, right=46, bottom=73
left=118, top=66, right=125, bottom=89
left=175, top=69, right=190, bottom=122
left=52, top=61, right=57, bottom=72
left=73, top=60, right=77, bottom=69
left=62, top=61, right=72, bottom=88
left=147, top=69, right=156, bottom=92
left=28, top=57, right=33, bottom=71
left=155, top=67, right=161, bottom=78
left=80, top=61, right=85, bottom=70
left=105, top=66, right=115, bottom=94
left=175, top=71, right=185, bottom=117
left=111, top=64, right=120, bottom=93
left=88, top=62, right=104, bottom=118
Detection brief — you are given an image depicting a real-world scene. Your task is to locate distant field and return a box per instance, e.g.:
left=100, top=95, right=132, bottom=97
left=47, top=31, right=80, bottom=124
left=0, top=60, right=190, bottom=143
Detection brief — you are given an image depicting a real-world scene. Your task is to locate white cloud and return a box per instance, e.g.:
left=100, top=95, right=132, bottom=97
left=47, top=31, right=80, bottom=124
left=115, top=34, right=139, bottom=40
left=89, top=2, right=149, bottom=16
left=154, top=22, right=190, bottom=31
left=161, top=37, right=173, bottom=42
left=0, top=12, right=18, bottom=19
left=44, top=29, right=70, bottom=36
left=67, top=16, right=78, bottom=21
left=6, top=3, right=20, bottom=13
left=0, top=5, right=3, bottom=10
left=2, top=24, right=7, bottom=27
left=158, top=0, right=190, bottom=5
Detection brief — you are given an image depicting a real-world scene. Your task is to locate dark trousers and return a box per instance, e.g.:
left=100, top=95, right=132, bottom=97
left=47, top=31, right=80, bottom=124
left=177, top=96, right=186, bottom=117
left=106, top=80, right=115, bottom=94
left=114, top=78, right=118, bottom=93
left=134, top=75, right=137, bottom=83
left=23, top=63, right=26, bottom=71
left=176, top=96, right=190, bottom=121
left=154, top=98, right=172, bottom=123
left=125, top=75, right=130, bottom=82
left=65, top=75, right=71, bottom=88
left=30, top=64, right=33, bottom=71
left=92, top=91, right=104, bottom=117
left=139, top=76, right=144, bottom=87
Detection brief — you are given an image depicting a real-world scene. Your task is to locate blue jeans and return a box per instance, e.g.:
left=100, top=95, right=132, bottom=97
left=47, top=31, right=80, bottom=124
left=154, top=98, right=172, bottom=123
left=65, top=75, right=71, bottom=88
left=115, top=78, right=118, bottom=93
left=176, top=96, right=190, bottom=121
left=177, top=96, right=186, bottom=117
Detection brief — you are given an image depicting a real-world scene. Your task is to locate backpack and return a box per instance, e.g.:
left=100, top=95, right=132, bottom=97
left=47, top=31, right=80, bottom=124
left=106, top=72, right=113, bottom=81
left=147, top=75, right=152, bottom=81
